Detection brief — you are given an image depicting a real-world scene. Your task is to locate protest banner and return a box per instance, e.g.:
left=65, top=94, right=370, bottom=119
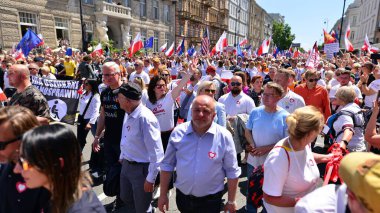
left=31, top=76, right=80, bottom=124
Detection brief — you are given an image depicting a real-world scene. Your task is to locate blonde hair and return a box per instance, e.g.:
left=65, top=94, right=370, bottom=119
left=335, top=86, right=356, bottom=104
left=286, top=106, right=324, bottom=140
left=197, top=81, right=215, bottom=95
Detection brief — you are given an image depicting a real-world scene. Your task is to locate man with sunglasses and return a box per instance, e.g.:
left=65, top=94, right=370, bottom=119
left=295, top=70, right=331, bottom=121
left=129, top=59, right=150, bottom=85
left=0, top=106, right=50, bottom=213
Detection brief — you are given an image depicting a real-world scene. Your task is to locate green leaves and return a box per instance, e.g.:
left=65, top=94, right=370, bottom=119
left=272, top=22, right=296, bottom=50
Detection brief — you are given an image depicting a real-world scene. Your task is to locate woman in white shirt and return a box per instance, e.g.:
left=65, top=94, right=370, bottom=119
left=77, top=79, right=101, bottom=151
left=263, top=106, right=330, bottom=213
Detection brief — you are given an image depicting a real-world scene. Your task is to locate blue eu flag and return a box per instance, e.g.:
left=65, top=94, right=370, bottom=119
left=144, top=37, right=154, bottom=48
left=16, top=29, right=42, bottom=56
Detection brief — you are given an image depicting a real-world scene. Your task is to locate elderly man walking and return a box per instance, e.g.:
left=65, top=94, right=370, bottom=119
left=158, top=95, right=241, bottom=213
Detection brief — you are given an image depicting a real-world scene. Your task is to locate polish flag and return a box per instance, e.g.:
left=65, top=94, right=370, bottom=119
left=0, top=88, right=7, bottom=101
left=159, top=43, right=167, bottom=52
left=293, top=48, right=300, bottom=58
left=91, top=43, right=103, bottom=57
left=239, top=38, right=248, bottom=46
left=37, top=34, right=45, bottom=47
left=344, top=24, right=354, bottom=52
left=257, top=37, right=271, bottom=56
left=215, top=31, right=227, bottom=53
left=165, top=42, right=175, bottom=57
left=13, top=49, right=25, bottom=61
left=129, top=33, right=144, bottom=57
left=210, top=46, right=216, bottom=57
left=305, top=41, right=320, bottom=69
left=363, top=34, right=379, bottom=53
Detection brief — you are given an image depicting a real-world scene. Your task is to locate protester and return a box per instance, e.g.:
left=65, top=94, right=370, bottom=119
left=149, top=57, right=160, bottom=78
left=263, top=106, right=330, bottom=213
left=364, top=96, right=380, bottom=154
left=77, top=55, right=96, bottom=79
left=133, top=77, right=148, bottom=105
left=129, top=59, right=150, bottom=85
left=0, top=106, right=50, bottom=213
left=28, top=63, right=40, bottom=77
left=59, top=56, right=76, bottom=80
left=248, top=76, right=264, bottom=106
left=40, top=66, right=56, bottom=79
left=158, top=95, right=241, bottom=213
left=244, top=82, right=289, bottom=212
left=360, top=65, right=380, bottom=109
left=77, top=79, right=100, bottom=151
left=14, top=124, right=105, bottom=213
left=114, top=82, right=164, bottom=213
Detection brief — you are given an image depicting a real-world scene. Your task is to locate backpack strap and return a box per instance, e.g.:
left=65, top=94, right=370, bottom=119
left=273, top=145, right=290, bottom=171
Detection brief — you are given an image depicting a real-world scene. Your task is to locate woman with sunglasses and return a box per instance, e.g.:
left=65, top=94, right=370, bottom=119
left=294, top=70, right=331, bottom=122
left=147, top=59, right=196, bottom=151
left=15, top=124, right=105, bottom=213
left=77, top=79, right=101, bottom=151
left=186, top=81, right=227, bottom=127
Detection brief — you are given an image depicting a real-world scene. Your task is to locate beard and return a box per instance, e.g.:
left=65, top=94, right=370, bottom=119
left=231, top=88, right=241, bottom=95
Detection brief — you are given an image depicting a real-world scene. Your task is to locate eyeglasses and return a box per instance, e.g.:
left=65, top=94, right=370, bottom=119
left=204, top=89, right=216, bottom=94
left=161, top=74, right=170, bottom=77
left=230, top=82, right=242, bottom=87
left=308, top=78, right=319, bottom=83
left=155, top=84, right=166, bottom=89
left=103, top=72, right=119, bottom=77
left=0, top=136, right=21, bottom=151
left=18, top=157, right=33, bottom=171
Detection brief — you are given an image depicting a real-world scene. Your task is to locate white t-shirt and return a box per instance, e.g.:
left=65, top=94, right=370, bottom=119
left=263, top=138, right=320, bottom=213
left=277, top=90, right=306, bottom=113
left=218, top=92, right=256, bottom=116
left=246, top=67, right=258, bottom=79
left=129, top=71, right=150, bottom=85
left=329, top=83, right=363, bottom=111
left=3, top=71, right=13, bottom=89
left=317, top=79, right=326, bottom=88
left=146, top=91, right=175, bottom=131
left=141, top=89, right=148, bottom=106
left=328, top=78, right=340, bottom=88
left=295, top=184, right=338, bottom=213
left=143, top=65, right=152, bottom=74
left=364, top=79, right=380, bottom=108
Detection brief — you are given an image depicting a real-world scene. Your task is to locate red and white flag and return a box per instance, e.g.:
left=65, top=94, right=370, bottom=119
left=215, top=31, right=227, bottom=53
left=363, top=34, right=379, bottom=53
left=91, top=43, right=103, bottom=57
left=239, top=38, right=248, bottom=47
left=305, top=41, right=320, bottom=69
left=344, top=24, right=354, bottom=52
left=0, top=88, right=6, bottom=101
left=293, top=47, right=300, bottom=58
left=129, top=33, right=144, bottom=57
left=257, top=37, right=271, bottom=56
left=159, top=43, right=167, bottom=52
left=13, top=49, right=25, bottom=61
left=165, top=42, right=175, bottom=57
left=37, top=34, right=45, bottom=47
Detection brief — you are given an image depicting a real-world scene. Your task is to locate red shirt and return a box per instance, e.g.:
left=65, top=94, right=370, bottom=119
left=294, top=84, right=331, bottom=121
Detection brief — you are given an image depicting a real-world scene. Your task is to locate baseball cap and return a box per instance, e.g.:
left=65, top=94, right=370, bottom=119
left=339, top=152, right=380, bottom=212
left=113, top=82, right=142, bottom=100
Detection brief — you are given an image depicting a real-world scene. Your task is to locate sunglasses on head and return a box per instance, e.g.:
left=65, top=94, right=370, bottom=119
left=231, top=82, right=242, bottom=87
left=0, top=136, right=21, bottom=151
left=308, top=78, right=319, bottom=83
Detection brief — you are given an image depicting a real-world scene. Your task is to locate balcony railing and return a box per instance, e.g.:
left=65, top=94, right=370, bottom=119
left=96, top=1, right=132, bottom=19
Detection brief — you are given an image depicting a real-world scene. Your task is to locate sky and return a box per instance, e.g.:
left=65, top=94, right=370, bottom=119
left=256, top=0, right=354, bottom=49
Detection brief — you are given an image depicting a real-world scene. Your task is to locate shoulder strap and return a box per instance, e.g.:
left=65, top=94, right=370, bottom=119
left=273, top=145, right=290, bottom=171
left=83, top=94, right=94, bottom=116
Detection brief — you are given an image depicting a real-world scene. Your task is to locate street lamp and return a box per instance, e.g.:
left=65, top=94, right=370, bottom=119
left=338, top=0, right=347, bottom=47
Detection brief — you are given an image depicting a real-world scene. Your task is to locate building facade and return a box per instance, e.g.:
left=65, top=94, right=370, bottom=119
left=227, top=0, right=250, bottom=46
left=175, top=0, right=228, bottom=51
left=263, top=11, right=274, bottom=40
left=269, top=13, right=285, bottom=24
left=0, top=0, right=174, bottom=51
left=248, top=0, right=265, bottom=48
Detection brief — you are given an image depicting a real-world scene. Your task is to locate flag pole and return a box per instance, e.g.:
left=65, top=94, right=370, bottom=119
left=338, top=0, right=347, bottom=48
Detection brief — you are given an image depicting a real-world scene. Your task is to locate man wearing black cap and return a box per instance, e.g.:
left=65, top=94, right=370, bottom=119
left=115, top=82, right=164, bottom=213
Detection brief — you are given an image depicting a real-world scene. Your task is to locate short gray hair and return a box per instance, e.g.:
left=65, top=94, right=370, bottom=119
left=102, top=61, right=120, bottom=73
left=335, top=86, right=356, bottom=104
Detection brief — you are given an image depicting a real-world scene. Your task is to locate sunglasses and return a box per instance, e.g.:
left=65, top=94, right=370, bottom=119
left=308, top=78, right=319, bottom=83
left=230, top=82, right=242, bottom=87
left=204, top=89, right=216, bottom=94
left=161, top=74, right=170, bottom=77
left=0, top=136, right=21, bottom=151
left=18, top=157, right=33, bottom=171
left=155, top=84, right=166, bottom=89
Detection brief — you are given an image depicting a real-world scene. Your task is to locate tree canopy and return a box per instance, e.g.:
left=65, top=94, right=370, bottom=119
left=272, top=22, right=296, bottom=50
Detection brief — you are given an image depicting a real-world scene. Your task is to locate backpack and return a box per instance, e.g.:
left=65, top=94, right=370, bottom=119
left=323, top=110, right=365, bottom=146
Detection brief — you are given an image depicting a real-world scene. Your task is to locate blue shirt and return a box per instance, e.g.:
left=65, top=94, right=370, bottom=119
left=160, top=122, right=241, bottom=197
left=120, top=103, right=164, bottom=183
left=187, top=102, right=227, bottom=127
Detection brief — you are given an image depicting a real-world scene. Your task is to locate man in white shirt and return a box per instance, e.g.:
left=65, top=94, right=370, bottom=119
left=143, top=58, right=152, bottom=74
left=129, top=59, right=150, bottom=86
left=274, top=68, right=305, bottom=113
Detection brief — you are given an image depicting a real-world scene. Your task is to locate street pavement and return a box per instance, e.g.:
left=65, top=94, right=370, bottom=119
left=66, top=124, right=250, bottom=213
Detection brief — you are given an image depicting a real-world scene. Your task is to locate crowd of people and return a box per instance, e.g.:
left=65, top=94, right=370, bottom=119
left=0, top=48, right=380, bottom=213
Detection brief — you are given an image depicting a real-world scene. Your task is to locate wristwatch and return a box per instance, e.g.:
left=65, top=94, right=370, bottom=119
left=341, top=140, right=348, bottom=146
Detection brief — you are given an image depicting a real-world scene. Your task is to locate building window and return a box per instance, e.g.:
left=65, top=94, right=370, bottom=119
left=350, top=31, right=355, bottom=40
left=84, top=21, right=93, bottom=42
left=141, top=29, right=147, bottom=45
left=165, top=32, right=170, bottom=45
left=83, top=0, right=93, bottom=5
left=164, top=4, right=170, bottom=23
left=154, top=31, right=159, bottom=52
left=124, top=0, right=130, bottom=7
left=140, top=0, right=147, bottom=17
left=179, top=25, right=184, bottom=36
left=19, top=12, right=38, bottom=36
left=54, top=17, right=70, bottom=44
left=153, top=0, right=159, bottom=20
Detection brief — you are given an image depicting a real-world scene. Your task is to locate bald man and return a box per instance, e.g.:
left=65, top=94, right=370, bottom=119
left=8, top=64, right=50, bottom=119
left=159, top=95, right=241, bottom=213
